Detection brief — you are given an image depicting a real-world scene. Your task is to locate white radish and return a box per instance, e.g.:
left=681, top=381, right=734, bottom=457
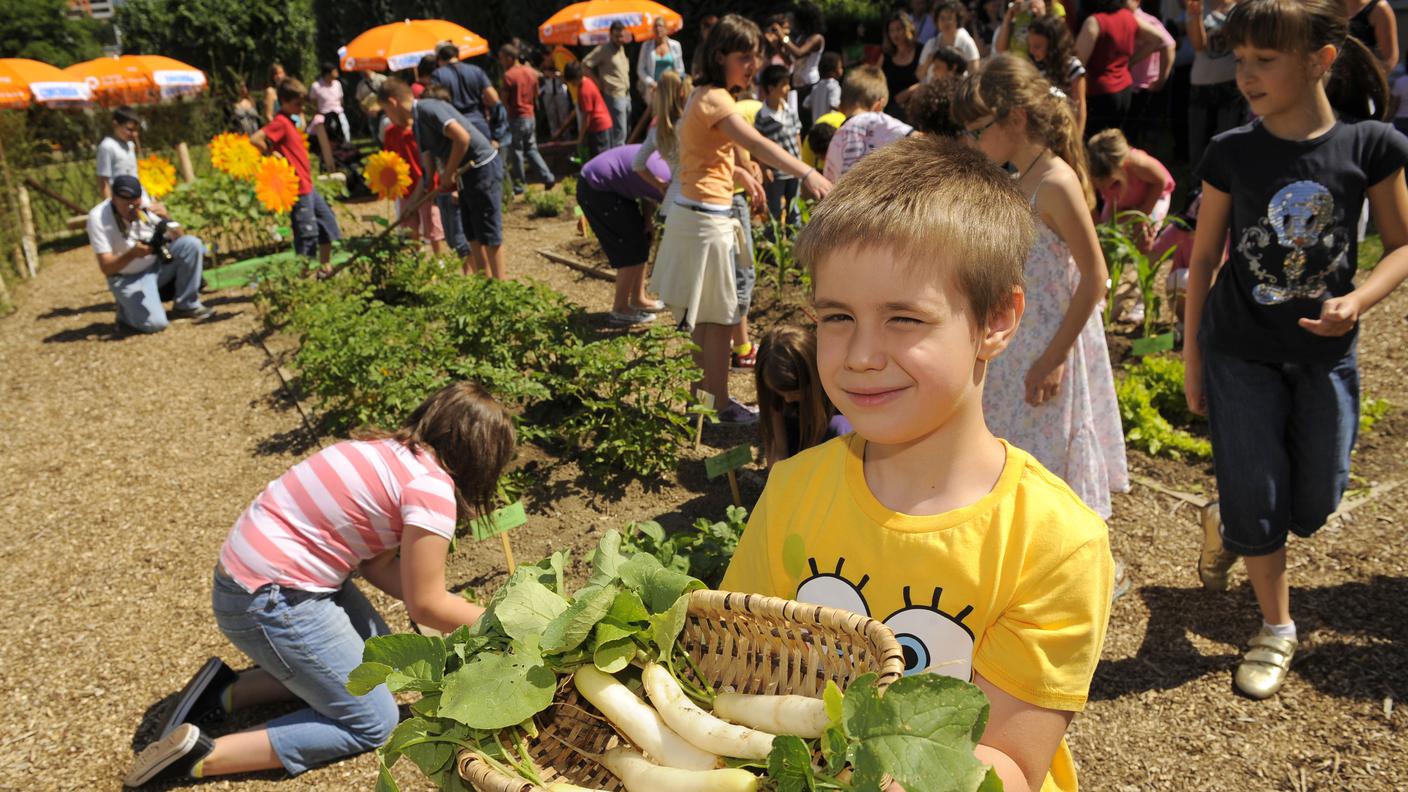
left=712, top=691, right=830, bottom=738
left=641, top=663, right=777, bottom=760
left=545, top=782, right=609, bottom=792
left=571, top=665, right=718, bottom=771
left=598, top=746, right=759, bottom=792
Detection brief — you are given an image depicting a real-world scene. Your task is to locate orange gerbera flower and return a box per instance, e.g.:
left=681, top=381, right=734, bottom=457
left=137, top=154, right=177, bottom=199
left=210, top=132, right=261, bottom=181
left=363, top=150, right=412, bottom=201
left=254, top=155, right=300, bottom=214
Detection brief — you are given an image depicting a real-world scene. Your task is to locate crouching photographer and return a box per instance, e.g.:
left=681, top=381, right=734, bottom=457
left=87, top=174, right=212, bottom=333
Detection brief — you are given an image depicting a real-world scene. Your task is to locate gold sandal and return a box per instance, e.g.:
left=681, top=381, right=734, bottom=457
left=1198, top=501, right=1238, bottom=591
left=1234, top=629, right=1297, bottom=699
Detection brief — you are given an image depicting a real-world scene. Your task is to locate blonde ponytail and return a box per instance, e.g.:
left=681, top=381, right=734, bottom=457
left=652, top=69, right=692, bottom=162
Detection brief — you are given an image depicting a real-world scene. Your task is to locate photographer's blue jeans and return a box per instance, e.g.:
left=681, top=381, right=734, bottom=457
left=106, top=234, right=205, bottom=333
left=508, top=115, right=555, bottom=189
left=211, top=567, right=398, bottom=776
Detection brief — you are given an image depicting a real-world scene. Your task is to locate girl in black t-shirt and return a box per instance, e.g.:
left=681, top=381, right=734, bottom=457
left=1183, top=0, right=1408, bottom=701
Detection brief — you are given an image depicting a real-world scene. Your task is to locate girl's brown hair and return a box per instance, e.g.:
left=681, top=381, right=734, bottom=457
left=1223, top=0, right=1388, bottom=120
left=1086, top=127, right=1132, bottom=181
left=651, top=69, right=692, bottom=162
left=756, top=326, right=833, bottom=462
left=1027, top=14, right=1079, bottom=89
left=882, top=11, right=917, bottom=58
left=376, top=381, right=516, bottom=520
left=954, top=54, right=1095, bottom=209
left=695, top=14, right=761, bottom=88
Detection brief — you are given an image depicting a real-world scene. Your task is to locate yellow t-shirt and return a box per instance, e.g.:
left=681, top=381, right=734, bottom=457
left=732, top=99, right=763, bottom=197
left=720, top=435, right=1113, bottom=792
left=679, top=87, right=739, bottom=205
left=800, top=110, right=846, bottom=169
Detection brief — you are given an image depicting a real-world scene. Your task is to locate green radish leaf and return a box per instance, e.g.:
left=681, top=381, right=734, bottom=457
left=977, top=767, right=1004, bottom=792
left=376, top=759, right=400, bottom=792
left=593, top=637, right=637, bottom=673
left=382, top=715, right=434, bottom=766
left=607, top=589, right=650, bottom=624
left=620, top=553, right=704, bottom=612
left=594, top=619, right=638, bottom=646
left=362, top=633, right=447, bottom=675
left=541, top=584, right=618, bottom=654
left=346, top=662, right=393, bottom=696
left=438, top=650, right=557, bottom=729
left=495, top=578, right=571, bottom=643
left=824, top=679, right=845, bottom=726
left=844, top=673, right=994, bottom=792
left=767, top=734, right=817, bottom=792
left=822, top=725, right=849, bottom=775
left=409, top=693, right=441, bottom=719
left=649, top=593, right=691, bottom=660
left=587, top=529, right=625, bottom=587
left=385, top=659, right=443, bottom=693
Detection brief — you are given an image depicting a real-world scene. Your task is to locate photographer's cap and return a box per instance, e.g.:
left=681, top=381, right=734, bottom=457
left=111, top=174, right=143, bottom=200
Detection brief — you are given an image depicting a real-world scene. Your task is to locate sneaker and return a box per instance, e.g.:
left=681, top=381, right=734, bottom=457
left=1197, top=501, right=1238, bottom=591
left=169, top=304, right=214, bottom=321
left=155, top=657, right=237, bottom=739
left=1234, top=627, right=1297, bottom=699
left=607, top=309, right=656, bottom=326
left=632, top=299, right=665, bottom=313
left=716, top=399, right=759, bottom=425
left=731, top=346, right=757, bottom=369
left=1110, top=556, right=1132, bottom=603
left=123, top=723, right=214, bottom=788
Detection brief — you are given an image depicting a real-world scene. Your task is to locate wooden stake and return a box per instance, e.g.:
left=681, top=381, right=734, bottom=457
left=176, top=142, right=196, bottom=183
left=21, top=177, right=86, bottom=215
left=0, top=265, right=11, bottom=309
left=537, top=248, right=616, bottom=282
left=17, top=185, right=37, bottom=278
left=499, top=532, right=517, bottom=573
left=727, top=470, right=742, bottom=507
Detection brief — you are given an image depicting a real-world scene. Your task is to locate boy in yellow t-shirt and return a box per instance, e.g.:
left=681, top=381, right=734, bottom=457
left=720, top=137, right=1113, bottom=792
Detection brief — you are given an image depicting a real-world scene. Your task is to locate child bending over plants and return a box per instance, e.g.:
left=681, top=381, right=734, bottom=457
left=755, top=325, right=851, bottom=467
left=723, top=137, right=1115, bottom=792
left=122, top=382, right=515, bottom=787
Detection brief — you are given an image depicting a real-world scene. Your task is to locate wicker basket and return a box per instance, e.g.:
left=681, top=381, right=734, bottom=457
left=458, top=588, right=906, bottom=792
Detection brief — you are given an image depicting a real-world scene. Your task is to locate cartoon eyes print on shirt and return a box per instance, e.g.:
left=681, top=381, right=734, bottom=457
left=795, top=557, right=976, bottom=680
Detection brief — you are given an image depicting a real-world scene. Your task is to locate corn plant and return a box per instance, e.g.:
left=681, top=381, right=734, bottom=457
left=1097, top=210, right=1176, bottom=338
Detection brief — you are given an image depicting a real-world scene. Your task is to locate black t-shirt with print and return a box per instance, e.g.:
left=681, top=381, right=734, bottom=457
left=1196, top=118, right=1408, bottom=363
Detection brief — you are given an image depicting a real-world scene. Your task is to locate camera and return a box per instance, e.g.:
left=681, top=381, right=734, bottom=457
left=148, top=219, right=179, bottom=265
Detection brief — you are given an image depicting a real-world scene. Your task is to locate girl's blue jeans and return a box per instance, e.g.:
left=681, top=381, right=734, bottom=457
left=1202, top=342, right=1359, bottom=557
left=211, top=567, right=398, bottom=775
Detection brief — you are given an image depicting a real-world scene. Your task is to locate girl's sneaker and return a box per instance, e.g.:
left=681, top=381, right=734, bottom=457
left=123, top=723, right=213, bottom=788
left=716, top=399, right=759, bottom=425
left=155, top=657, right=237, bottom=739
left=731, top=344, right=757, bottom=369
left=1197, top=502, right=1238, bottom=590
left=1234, top=628, right=1297, bottom=699
left=608, top=309, right=657, bottom=326
left=632, top=299, right=665, bottom=313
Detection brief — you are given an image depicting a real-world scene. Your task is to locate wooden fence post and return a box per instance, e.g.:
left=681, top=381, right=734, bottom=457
left=17, top=186, right=37, bottom=278
left=176, top=142, right=196, bottom=184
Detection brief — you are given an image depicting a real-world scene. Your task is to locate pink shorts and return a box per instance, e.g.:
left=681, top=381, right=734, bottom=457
left=397, top=197, right=444, bottom=242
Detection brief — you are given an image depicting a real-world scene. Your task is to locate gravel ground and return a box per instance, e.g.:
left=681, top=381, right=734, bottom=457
left=1, top=198, right=1403, bottom=791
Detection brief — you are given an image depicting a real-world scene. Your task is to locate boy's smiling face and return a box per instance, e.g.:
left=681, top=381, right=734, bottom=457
left=813, top=245, right=1016, bottom=446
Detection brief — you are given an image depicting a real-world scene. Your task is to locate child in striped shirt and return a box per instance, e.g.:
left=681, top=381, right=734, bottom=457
left=123, top=382, right=516, bottom=788
left=755, top=64, right=804, bottom=221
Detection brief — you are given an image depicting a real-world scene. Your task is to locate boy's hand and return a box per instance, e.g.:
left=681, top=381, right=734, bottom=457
left=437, top=169, right=456, bottom=193
left=1298, top=294, right=1360, bottom=337
left=1025, top=356, right=1065, bottom=405
left=1183, top=347, right=1206, bottom=416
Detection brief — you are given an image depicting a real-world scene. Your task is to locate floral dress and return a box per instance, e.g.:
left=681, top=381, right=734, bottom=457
left=984, top=193, right=1130, bottom=518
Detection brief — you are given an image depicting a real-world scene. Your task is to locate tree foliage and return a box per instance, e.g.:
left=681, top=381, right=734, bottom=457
left=0, top=0, right=105, bottom=67
left=115, top=0, right=316, bottom=93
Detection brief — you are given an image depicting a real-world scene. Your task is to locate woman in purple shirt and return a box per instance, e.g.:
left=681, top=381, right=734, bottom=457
left=577, top=144, right=672, bottom=325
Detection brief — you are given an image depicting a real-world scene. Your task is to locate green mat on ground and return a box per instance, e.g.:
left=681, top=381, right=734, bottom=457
left=203, top=248, right=352, bottom=290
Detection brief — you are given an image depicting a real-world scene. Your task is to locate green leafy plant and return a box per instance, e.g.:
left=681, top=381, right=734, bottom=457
left=1116, top=355, right=1210, bottom=460
left=1360, top=396, right=1392, bottom=434
left=350, top=532, right=1001, bottom=792
left=165, top=170, right=280, bottom=261
left=1097, top=211, right=1176, bottom=338
left=621, top=506, right=748, bottom=588
left=526, top=187, right=566, bottom=218
left=753, top=199, right=813, bottom=294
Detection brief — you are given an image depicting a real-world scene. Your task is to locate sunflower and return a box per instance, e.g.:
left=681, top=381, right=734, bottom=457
left=363, top=150, right=412, bottom=201
left=137, top=154, right=177, bottom=199
left=254, top=155, right=300, bottom=214
left=209, top=132, right=262, bottom=181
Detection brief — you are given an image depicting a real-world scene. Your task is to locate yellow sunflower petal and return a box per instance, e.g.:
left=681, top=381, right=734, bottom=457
left=363, top=150, right=412, bottom=201
left=137, top=154, right=178, bottom=199
left=254, top=155, right=301, bottom=214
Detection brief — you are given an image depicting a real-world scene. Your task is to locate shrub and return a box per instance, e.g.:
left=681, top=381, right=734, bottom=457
left=1116, top=355, right=1211, bottom=460
left=527, top=187, right=566, bottom=218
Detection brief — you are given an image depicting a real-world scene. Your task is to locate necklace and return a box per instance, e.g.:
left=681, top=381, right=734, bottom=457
left=1018, top=146, right=1047, bottom=177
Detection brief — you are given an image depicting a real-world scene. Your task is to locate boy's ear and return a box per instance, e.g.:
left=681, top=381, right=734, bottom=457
left=977, top=287, right=1024, bottom=362
left=870, top=98, right=886, bottom=112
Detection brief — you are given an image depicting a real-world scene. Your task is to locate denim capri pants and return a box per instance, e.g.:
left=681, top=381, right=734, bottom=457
left=211, top=566, right=398, bottom=775
left=1202, top=342, right=1360, bottom=557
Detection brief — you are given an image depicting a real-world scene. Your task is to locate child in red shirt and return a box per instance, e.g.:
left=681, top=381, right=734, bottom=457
left=250, top=78, right=343, bottom=265
left=564, top=61, right=614, bottom=158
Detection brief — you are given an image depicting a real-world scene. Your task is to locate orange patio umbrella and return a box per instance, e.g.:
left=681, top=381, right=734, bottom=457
left=539, top=0, right=682, bottom=46
left=0, top=58, right=92, bottom=110
left=340, top=19, right=489, bottom=72
left=63, top=55, right=207, bottom=106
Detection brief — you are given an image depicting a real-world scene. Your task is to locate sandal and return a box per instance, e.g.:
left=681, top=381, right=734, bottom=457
left=1234, top=628, right=1297, bottom=699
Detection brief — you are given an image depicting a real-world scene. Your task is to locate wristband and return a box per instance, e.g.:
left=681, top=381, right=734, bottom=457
left=801, top=167, right=816, bottom=181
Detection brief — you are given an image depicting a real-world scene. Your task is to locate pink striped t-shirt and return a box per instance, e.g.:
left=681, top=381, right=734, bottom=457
left=219, top=439, right=458, bottom=593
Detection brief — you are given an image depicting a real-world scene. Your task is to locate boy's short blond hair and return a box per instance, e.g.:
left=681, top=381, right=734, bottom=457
left=839, top=64, right=889, bottom=110
left=796, top=136, right=1035, bottom=324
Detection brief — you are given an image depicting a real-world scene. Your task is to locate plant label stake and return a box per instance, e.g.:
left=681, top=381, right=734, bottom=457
left=1131, top=332, right=1176, bottom=357
left=691, top=392, right=716, bottom=450
left=470, top=500, right=527, bottom=573
left=705, top=444, right=752, bottom=507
